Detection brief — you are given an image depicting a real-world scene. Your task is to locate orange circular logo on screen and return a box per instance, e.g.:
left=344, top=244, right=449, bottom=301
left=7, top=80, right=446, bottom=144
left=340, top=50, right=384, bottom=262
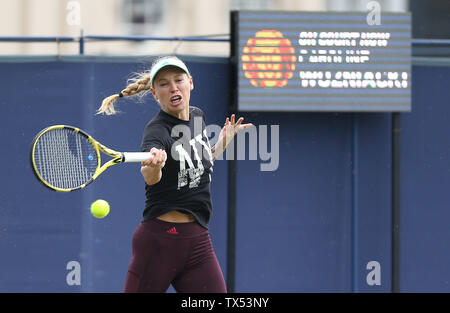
left=242, top=30, right=296, bottom=88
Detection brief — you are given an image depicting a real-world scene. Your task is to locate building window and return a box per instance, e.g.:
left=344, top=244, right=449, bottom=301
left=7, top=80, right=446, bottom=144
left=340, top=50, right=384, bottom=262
left=122, top=0, right=164, bottom=35
left=230, top=0, right=274, bottom=10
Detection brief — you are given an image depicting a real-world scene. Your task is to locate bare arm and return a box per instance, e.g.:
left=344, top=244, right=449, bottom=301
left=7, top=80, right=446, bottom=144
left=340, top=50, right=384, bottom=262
left=212, top=114, right=253, bottom=161
left=140, top=147, right=167, bottom=185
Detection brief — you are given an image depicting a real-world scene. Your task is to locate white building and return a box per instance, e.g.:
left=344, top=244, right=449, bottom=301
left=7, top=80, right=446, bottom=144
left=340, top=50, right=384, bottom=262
left=0, top=0, right=408, bottom=56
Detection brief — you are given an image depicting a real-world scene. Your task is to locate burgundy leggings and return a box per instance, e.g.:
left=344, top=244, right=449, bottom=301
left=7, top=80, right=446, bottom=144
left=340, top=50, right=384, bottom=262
left=124, top=218, right=227, bottom=293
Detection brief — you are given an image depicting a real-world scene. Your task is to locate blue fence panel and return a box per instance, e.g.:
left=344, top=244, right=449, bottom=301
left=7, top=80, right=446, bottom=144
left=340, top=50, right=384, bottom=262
left=0, top=56, right=229, bottom=292
left=400, top=62, right=450, bottom=292
left=0, top=55, right=449, bottom=292
left=233, top=112, right=354, bottom=292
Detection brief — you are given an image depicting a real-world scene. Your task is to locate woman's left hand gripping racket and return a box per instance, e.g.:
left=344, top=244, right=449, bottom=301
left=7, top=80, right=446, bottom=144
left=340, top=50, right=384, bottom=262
left=30, top=125, right=155, bottom=192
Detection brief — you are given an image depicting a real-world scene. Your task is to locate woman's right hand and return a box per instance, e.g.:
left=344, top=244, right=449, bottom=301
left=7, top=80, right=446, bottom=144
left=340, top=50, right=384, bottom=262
left=142, top=147, right=167, bottom=169
left=141, top=148, right=167, bottom=185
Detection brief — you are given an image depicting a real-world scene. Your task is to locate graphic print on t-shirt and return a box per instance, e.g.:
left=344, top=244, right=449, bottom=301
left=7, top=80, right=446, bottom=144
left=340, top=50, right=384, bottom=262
left=173, top=128, right=212, bottom=190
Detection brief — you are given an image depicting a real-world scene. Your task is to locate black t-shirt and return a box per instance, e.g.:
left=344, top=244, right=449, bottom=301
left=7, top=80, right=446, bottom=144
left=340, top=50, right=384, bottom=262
left=140, top=106, right=214, bottom=229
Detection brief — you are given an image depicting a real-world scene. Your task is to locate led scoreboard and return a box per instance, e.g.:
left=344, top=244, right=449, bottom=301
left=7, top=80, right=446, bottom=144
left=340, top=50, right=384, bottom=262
left=231, top=10, right=412, bottom=112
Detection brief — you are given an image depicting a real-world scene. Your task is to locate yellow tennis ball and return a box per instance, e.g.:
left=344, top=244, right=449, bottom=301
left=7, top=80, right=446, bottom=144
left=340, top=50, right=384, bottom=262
left=90, top=199, right=110, bottom=218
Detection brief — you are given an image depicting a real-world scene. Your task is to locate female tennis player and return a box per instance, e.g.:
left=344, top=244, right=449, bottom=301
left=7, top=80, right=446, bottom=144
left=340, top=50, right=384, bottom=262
left=97, top=56, right=252, bottom=293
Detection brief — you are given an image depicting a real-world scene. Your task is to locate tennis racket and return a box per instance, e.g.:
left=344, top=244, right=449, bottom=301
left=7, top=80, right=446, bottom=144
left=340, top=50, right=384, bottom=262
left=30, top=125, right=154, bottom=192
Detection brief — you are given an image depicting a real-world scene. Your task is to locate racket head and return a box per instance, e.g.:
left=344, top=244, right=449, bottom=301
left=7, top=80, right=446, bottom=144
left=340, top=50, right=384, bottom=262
left=30, top=125, right=101, bottom=192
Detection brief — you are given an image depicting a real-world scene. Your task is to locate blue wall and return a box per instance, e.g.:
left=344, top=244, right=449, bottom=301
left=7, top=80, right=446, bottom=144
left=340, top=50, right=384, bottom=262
left=400, top=63, right=450, bottom=292
left=0, top=55, right=449, bottom=292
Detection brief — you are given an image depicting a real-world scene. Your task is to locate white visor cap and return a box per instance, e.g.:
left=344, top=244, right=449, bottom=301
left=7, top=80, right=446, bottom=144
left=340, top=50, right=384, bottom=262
left=149, top=57, right=191, bottom=88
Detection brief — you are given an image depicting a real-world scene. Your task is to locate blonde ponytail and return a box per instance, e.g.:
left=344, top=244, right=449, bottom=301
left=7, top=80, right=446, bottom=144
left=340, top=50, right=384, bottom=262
left=96, top=74, right=151, bottom=115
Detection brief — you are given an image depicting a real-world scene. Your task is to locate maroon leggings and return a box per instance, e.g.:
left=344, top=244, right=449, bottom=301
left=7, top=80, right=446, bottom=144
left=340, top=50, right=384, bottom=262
left=124, top=218, right=227, bottom=293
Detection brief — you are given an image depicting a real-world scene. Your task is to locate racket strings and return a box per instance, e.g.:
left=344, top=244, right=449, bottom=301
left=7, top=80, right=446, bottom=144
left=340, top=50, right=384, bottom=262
left=33, top=128, right=98, bottom=189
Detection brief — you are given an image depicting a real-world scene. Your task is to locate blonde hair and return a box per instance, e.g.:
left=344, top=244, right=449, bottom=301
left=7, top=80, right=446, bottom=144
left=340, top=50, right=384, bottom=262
left=96, top=56, right=180, bottom=115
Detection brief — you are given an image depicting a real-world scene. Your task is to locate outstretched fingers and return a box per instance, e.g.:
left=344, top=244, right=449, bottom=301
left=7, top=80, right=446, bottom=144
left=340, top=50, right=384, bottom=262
left=224, top=114, right=254, bottom=134
left=234, top=116, right=253, bottom=132
left=239, top=122, right=254, bottom=130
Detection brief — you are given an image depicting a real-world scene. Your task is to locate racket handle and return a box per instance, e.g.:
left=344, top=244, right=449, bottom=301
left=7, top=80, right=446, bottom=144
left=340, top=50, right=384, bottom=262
left=122, top=152, right=154, bottom=163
